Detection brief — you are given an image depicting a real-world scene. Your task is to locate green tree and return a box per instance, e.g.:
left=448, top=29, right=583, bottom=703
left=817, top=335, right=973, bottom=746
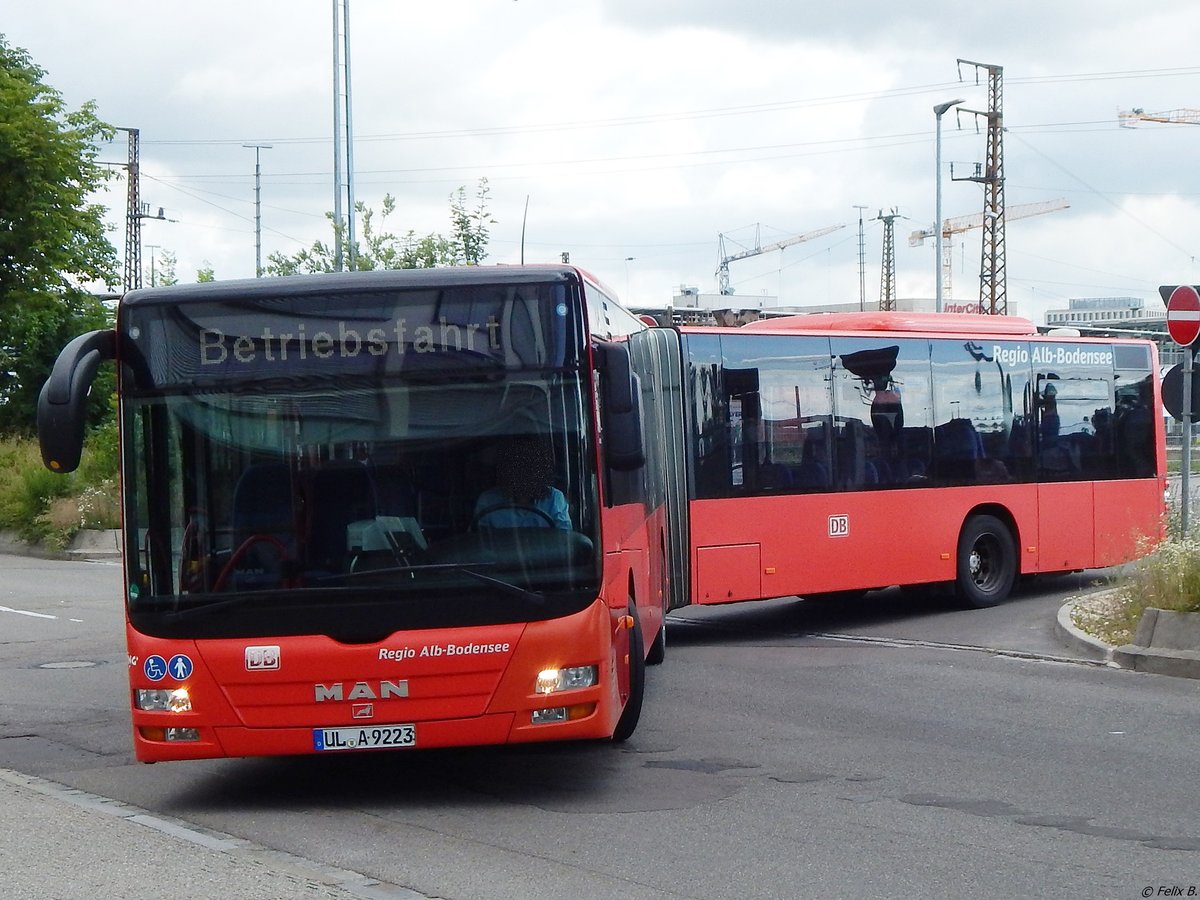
left=265, top=179, right=494, bottom=276
left=147, top=248, right=178, bottom=286
left=0, top=37, right=120, bottom=434
left=196, top=262, right=216, bottom=283
left=449, top=178, right=494, bottom=266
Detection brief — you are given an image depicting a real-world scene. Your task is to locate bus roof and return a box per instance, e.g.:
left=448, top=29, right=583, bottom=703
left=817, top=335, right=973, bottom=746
left=738, top=311, right=1038, bottom=336
left=118, top=264, right=599, bottom=308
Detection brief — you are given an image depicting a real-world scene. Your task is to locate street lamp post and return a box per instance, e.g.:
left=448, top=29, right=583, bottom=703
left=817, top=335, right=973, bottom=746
left=243, top=143, right=272, bottom=277
left=933, top=98, right=964, bottom=313
left=146, top=244, right=160, bottom=287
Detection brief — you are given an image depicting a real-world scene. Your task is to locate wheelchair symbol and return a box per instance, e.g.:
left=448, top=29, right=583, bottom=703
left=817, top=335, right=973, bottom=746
left=144, top=655, right=167, bottom=682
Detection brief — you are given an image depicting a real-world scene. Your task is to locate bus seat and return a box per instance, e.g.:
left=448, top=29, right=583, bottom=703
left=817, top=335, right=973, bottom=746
left=307, top=461, right=379, bottom=575
left=935, top=418, right=984, bottom=460
left=934, top=419, right=986, bottom=483
left=759, top=462, right=795, bottom=490
left=895, top=426, right=932, bottom=482
left=836, top=419, right=880, bottom=489
left=794, top=425, right=831, bottom=490
left=801, top=460, right=830, bottom=489
left=230, top=462, right=297, bottom=591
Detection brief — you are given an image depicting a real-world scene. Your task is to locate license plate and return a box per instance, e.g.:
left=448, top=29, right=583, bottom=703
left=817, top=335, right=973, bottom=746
left=313, top=724, right=416, bottom=751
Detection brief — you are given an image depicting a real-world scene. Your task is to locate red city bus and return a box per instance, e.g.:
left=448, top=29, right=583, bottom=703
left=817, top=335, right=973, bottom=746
left=677, top=311, right=1165, bottom=608
left=38, top=266, right=687, bottom=762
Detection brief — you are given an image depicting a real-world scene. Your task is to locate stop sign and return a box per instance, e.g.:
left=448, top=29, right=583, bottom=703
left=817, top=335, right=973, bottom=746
left=1167, top=284, right=1200, bottom=346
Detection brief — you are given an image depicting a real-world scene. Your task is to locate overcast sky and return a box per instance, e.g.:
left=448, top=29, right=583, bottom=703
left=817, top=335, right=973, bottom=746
left=5, top=1, right=1200, bottom=324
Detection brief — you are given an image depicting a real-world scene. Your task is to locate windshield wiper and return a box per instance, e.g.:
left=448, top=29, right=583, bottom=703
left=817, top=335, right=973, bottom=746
left=163, top=563, right=545, bottom=617
left=165, top=591, right=282, bottom=619
left=336, top=562, right=545, bottom=605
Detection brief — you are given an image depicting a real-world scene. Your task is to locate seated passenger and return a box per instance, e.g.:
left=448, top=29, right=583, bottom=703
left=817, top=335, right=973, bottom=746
left=474, top=436, right=572, bottom=530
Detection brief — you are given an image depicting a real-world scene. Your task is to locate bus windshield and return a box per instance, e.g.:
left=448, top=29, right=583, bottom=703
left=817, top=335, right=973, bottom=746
left=119, top=278, right=601, bottom=642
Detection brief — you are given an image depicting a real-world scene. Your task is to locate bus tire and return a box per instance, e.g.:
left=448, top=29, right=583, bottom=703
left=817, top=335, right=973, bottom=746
left=645, top=618, right=666, bottom=666
left=612, top=605, right=645, bottom=742
left=954, top=514, right=1017, bottom=609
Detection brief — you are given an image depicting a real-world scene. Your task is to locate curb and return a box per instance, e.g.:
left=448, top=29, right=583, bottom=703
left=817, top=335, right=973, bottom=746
left=0, top=529, right=121, bottom=562
left=0, top=768, right=426, bottom=899
left=1057, top=591, right=1200, bottom=680
left=1054, top=597, right=1119, bottom=665
left=64, top=528, right=121, bottom=560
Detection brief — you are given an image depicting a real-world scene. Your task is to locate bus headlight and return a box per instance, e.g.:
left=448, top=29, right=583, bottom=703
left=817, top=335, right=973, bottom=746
left=535, top=665, right=598, bottom=694
left=135, top=687, right=192, bottom=712
left=138, top=726, right=201, bottom=743
left=531, top=703, right=596, bottom=725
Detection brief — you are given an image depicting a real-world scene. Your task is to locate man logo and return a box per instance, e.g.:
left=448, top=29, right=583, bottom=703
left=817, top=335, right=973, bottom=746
left=352, top=703, right=374, bottom=719
left=314, top=680, right=409, bottom=702
left=828, top=515, right=849, bottom=537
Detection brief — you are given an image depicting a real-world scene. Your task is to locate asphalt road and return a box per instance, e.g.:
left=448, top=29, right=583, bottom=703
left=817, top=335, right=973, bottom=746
left=2, top=553, right=1198, bottom=900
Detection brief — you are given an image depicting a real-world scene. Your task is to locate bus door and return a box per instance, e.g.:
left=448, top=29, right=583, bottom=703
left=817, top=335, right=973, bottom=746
left=1034, top=371, right=1112, bottom=571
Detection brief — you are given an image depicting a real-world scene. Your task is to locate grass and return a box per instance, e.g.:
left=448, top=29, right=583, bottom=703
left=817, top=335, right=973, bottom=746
left=1072, top=532, right=1200, bottom=646
left=0, top=428, right=120, bottom=550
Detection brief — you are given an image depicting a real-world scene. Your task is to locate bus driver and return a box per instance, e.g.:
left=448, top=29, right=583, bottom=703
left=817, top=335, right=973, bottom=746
left=474, top=435, right=572, bottom=530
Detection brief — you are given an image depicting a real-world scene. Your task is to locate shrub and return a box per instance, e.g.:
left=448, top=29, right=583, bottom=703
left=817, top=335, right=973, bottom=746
left=11, top=464, right=77, bottom=543
left=0, top=429, right=120, bottom=548
left=1074, top=536, right=1200, bottom=645
left=1118, top=536, right=1200, bottom=615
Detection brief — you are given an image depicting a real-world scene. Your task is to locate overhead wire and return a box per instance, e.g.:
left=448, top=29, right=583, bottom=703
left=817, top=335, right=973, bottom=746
left=120, top=65, right=1200, bottom=149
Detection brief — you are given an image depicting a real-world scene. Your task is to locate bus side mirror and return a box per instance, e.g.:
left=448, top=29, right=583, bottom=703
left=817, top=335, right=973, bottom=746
left=595, top=341, right=645, bottom=471
left=37, top=329, right=117, bottom=474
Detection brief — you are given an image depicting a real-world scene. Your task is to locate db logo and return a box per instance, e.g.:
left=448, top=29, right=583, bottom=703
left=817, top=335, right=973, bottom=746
left=828, top=515, right=849, bottom=537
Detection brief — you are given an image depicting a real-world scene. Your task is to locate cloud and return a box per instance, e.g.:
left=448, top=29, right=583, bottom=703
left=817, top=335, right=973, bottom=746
left=2, top=0, right=1199, bottom=324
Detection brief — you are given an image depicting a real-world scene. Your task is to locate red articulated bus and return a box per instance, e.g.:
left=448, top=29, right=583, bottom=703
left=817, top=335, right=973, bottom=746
left=38, top=266, right=687, bottom=762
left=677, top=311, right=1165, bottom=609
left=37, top=279, right=1164, bottom=762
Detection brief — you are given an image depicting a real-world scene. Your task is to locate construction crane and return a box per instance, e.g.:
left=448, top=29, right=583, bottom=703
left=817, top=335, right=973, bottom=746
left=908, top=198, right=1069, bottom=301
left=1119, top=108, right=1200, bottom=127
left=716, top=222, right=845, bottom=295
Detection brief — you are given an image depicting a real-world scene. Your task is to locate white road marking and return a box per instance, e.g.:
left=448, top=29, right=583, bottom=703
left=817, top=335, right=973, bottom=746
left=0, top=605, right=57, bottom=620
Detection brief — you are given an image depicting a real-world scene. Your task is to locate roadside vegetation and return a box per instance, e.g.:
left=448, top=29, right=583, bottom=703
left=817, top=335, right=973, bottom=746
left=1072, top=518, right=1200, bottom=645
left=0, top=36, right=121, bottom=552
left=0, top=423, right=119, bottom=550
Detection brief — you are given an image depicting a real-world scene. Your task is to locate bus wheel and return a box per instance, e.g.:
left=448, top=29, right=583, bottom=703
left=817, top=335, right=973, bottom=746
left=612, top=605, right=645, bottom=742
left=646, top=617, right=666, bottom=666
left=955, top=514, right=1016, bottom=609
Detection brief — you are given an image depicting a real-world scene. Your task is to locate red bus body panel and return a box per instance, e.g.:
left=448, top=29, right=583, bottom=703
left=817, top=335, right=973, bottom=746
left=690, top=478, right=1165, bottom=604
left=127, top=599, right=629, bottom=762
left=601, top=500, right=667, bottom=642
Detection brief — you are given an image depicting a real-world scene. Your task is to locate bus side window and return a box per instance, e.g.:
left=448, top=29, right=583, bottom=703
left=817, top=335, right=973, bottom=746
left=1114, top=379, right=1155, bottom=478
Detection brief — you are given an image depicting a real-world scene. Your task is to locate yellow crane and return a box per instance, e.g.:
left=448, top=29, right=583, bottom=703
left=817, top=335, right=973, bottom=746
left=908, top=198, right=1070, bottom=301
left=1119, top=107, right=1200, bottom=127
left=716, top=223, right=845, bottom=295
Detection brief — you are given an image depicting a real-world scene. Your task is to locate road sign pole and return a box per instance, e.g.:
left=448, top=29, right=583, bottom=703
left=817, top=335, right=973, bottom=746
left=1161, top=284, right=1200, bottom=536
left=1185, top=348, right=1193, bottom=537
